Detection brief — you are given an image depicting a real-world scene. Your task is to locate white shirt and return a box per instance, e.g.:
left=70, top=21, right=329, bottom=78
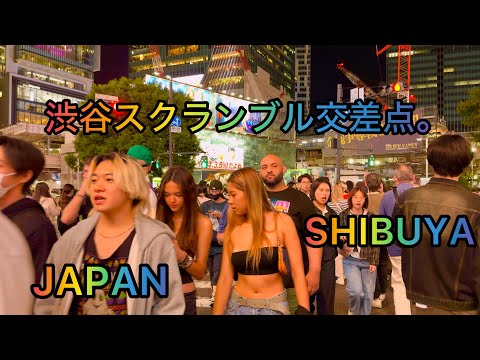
left=143, top=176, right=157, bottom=218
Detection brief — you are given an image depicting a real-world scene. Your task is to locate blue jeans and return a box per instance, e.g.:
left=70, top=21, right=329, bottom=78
left=225, top=289, right=289, bottom=315
left=343, top=256, right=377, bottom=315
left=208, top=253, right=222, bottom=286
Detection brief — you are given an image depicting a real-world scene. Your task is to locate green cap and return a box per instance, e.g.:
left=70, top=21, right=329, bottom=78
left=127, top=145, right=153, bottom=166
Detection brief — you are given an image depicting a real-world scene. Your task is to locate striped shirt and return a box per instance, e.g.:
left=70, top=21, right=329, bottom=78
left=327, top=200, right=348, bottom=215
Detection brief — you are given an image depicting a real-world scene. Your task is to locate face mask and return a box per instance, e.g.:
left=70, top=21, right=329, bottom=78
left=0, top=172, right=17, bottom=199
left=210, top=193, right=222, bottom=200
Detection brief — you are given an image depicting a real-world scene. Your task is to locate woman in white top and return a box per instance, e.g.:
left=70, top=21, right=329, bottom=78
left=33, top=182, right=61, bottom=226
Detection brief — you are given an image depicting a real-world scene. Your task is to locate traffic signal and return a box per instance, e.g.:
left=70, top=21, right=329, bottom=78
left=391, top=82, right=404, bottom=92
left=368, top=154, right=375, bottom=167
left=201, top=156, right=208, bottom=168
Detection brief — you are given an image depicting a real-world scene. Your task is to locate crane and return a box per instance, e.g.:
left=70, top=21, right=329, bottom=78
left=336, top=62, right=388, bottom=107
left=149, top=45, right=165, bottom=78
left=376, top=45, right=412, bottom=102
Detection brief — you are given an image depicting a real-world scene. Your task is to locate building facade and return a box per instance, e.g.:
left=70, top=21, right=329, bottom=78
left=386, top=45, right=480, bottom=134
left=129, top=45, right=296, bottom=101
left=295, top=45, right=311, bottom=118
left=0, top=45, right=99, bottom=186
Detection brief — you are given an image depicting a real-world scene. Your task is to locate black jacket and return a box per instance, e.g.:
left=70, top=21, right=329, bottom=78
left=2, top=198, right=58, bottom=284
left=393, top=177, right=480, bottom=312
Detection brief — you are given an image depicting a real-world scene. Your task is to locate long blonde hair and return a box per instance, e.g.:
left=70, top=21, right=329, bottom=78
left=331, top=182, right=345, bottom=202
left=225, top=167, right=275, bottom=271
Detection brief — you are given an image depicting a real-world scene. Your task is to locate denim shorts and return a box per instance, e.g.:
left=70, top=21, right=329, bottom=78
left=225, top=289, right=289, bottom=315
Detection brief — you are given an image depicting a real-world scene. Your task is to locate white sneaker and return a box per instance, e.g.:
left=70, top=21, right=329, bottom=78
left=379, top=293, right=386, bottom=301
left=415, top=303, right=427, bottom=309
left=336, top=278, right=345, bottom=285
left=372, top=298, right=383, bottom=308
left=348, top=309, right=353, bottom=315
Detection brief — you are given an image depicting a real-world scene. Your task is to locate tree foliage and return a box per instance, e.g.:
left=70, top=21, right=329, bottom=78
left=457, top=87, right=480, bottom=142
left=74, top=77, right=203, bottom=174
left=64, top=153, right=81, bottom=171
left=459, top=171, right=479, bottom=191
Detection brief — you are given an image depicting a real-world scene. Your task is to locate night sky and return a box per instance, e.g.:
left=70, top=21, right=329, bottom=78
left=311, top=46, right=387, bottom=104
left=95, top=45, right=386, bottom=104
left=94, top=45, right=129, bottom=85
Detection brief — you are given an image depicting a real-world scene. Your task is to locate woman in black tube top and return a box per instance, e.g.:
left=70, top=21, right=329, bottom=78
left=212, top=167, right=309, bottom=315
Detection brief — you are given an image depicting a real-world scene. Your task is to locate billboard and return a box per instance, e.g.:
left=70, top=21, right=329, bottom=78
left=323, top=131, right=422, bottom=158
left=144, top=75, right=295, bottom=141
left=195, top=135, right=244, bottom=171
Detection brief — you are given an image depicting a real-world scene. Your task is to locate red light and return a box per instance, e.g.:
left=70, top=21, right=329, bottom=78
left=106, top=100, right=122, bottom=116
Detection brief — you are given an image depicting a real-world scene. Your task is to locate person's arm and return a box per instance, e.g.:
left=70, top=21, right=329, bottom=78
left=280, top=213, right=310, bottom=311
left=174, top=214, right=212, bottom=280
left=60, top=177, right=88, bottom=225
left=302, top=197, right=322, bottom=295
left=216, top=204, right=229, bottom=245
left=151, top=238, right=186, bottom=315
left=60, top=194, right=85, bottom=224
left=212, top=229, right=234, bottom=315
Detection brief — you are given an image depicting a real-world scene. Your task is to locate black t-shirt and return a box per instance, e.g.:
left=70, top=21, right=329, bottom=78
left=69, top=228, right=135, bottom=315
left=79, top=196, right=93, bottom=220
left=267, top=187, right=317, bottom=286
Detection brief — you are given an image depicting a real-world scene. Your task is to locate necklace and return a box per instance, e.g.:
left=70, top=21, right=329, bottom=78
left=96, top=224, right=135, bottom=239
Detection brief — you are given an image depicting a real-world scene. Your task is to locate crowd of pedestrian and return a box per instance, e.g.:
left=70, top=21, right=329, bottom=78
left=1, top=134, right=478, bottom=316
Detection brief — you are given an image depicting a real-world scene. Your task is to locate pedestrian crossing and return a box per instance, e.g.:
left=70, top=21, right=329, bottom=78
left=194, top=276, right=213, bottom=314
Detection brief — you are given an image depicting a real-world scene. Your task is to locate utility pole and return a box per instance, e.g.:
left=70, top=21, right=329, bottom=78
left=336, top=83, right=342, bottom=183
left=425, top=136, right=429, bottom=178
left=168, top=79, right=173, bottom=168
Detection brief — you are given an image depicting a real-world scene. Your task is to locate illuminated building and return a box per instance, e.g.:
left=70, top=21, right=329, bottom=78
left=129, top=45, right=295, bottom=101
left=0, top=45, right=99, bottom=184
left=386, top=45, right=480, bottom=134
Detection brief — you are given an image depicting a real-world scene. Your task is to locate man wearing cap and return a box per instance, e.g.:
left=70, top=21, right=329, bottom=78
left=127, top=145, right=157, bottom=219
left=199, top=179, right=228, bottom=306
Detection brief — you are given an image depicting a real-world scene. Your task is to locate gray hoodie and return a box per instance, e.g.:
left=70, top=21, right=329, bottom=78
left=34, top=212, right=185, bottom=315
